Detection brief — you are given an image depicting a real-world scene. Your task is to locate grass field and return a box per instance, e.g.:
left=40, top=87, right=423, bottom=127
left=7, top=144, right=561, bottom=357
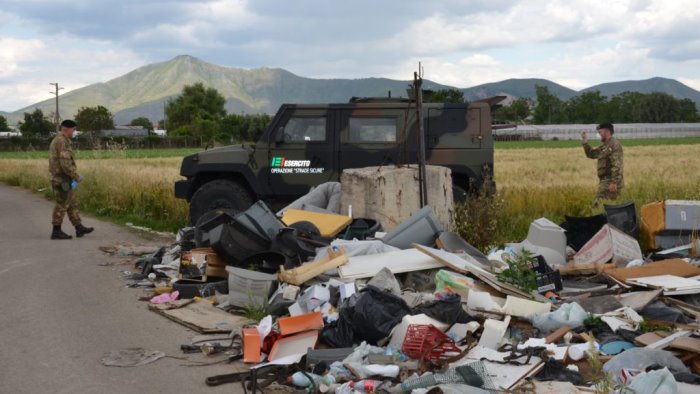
left=1, top=138, right=698, bottom=249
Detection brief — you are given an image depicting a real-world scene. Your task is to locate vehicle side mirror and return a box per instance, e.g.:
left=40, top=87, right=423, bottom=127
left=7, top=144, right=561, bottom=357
left=275, top=127, right=285, bottom=143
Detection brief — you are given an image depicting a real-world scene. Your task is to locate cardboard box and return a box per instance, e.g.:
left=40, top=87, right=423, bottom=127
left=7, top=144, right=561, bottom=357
left=242, top=327, right=262, bottom=363
left=277, top=311, right=324, bottom=336
left=574, top=224, right=642, bottom=267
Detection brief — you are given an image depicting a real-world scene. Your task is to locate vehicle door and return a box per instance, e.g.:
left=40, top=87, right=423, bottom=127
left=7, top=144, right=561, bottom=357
left=267, top=108, right=337, bottom=198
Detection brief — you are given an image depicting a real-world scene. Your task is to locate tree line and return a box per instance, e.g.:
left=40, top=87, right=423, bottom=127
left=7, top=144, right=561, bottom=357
left=498, top=86, right=700, bottom=124
left=1, top=82, right=271, bottom=143
left=4, top=84, right=699, bottom=139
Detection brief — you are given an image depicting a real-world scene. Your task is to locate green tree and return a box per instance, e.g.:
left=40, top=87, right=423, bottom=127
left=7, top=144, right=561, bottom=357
left=191, top=116, right=220, bottom=142
left=220, top=113, right=272, bottom=142
left=18, top=108, right=54, bottom=137
left=604, top=91, right=644, bottom=123
left=532, top=85, right=567, bottom=124
left=74, top=105, right=115, bottom=133
left=0, top=115, right=10, bottom=131
left=566, top=91, right=608, bottom=123
left=428, top=88, right=466, bottom=103
left=165, top=82, right=226, bottom=136
left=129, top=117, right=154, bottom=132
left=509, top=98, right=531, bottom=122
left=678, top=98, right=700, bottom=122
left=638, top=92, right=680, bottom=123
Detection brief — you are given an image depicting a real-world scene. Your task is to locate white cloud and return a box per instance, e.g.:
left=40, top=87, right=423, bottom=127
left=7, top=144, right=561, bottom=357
left=678, top=78, right=700, bottom=92
left=3, top=0, right=700, bottom=111
left=0, top=37, right=46, bottom=78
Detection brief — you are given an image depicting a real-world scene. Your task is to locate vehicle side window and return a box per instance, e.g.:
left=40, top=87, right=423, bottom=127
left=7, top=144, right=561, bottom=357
left=284, top=117, right=326, bottom=142
left=348, top=118, right=397, bottom=142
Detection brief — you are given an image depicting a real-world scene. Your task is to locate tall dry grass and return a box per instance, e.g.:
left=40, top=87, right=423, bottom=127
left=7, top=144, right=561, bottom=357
left=491, top=144, right=700, bottom=247
left=1, top=143, right=699, bottom=241
left=0, top=157, right=188, bottom=231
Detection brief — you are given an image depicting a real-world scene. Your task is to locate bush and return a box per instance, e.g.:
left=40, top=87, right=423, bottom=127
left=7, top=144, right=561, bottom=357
left=452, top=178, right=505, bottom=251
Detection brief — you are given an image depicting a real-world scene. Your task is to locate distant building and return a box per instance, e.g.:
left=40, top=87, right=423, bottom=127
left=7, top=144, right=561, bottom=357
left=0, top=131, right=22, bottom=138
left=99, top=125, right=148, bottom=137
left=152, top=128, right=167, bottom=136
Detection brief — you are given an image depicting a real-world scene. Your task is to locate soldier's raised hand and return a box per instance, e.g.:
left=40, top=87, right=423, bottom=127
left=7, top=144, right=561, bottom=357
left=581, top=130, right=588, bottom=144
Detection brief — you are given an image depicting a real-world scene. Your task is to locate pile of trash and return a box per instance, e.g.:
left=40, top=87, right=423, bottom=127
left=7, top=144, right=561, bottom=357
left=119, top=185, right=700, bottom=393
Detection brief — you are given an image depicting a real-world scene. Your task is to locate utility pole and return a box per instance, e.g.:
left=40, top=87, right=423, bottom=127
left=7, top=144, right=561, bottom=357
left=414, top=63, right=428, bottom=207
left=49, top=83, right=64, bottom=131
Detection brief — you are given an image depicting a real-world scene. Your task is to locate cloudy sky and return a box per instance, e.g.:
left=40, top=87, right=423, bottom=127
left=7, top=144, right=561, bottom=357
left=2, top=0, right=700, bottom=111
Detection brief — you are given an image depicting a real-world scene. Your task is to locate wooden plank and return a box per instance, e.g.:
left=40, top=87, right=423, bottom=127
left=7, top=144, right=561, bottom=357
left=338, top=248, right=442, bottom=279
left=278, top=247, right=348, bottom=285
left=619, top=289, right=663, bottom=311
left=607, top=259, right=700, bottom=282
left=634, top=332, right=667, bottom=346
left=150, top=300, right=251, bottom=333
left=558, top=262, right=601, bottom=276
left=545, top=325, right=572, bottom=344
left=670, top=337, right=700, bottom=353
left=645, top=330, right=692, bottom=350
left=281, top=209, right=352, bottom=238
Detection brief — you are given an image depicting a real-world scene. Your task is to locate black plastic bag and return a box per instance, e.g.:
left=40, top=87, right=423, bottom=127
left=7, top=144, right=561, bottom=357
left=320, top=286, right=410, bottom=347
left=349, top=286, right=411, bottom=344
left=411, top=294, right=474, bottom=325
left=534, top=356, right=584, bottom=385
left=320, top=317, right=355, bottom=348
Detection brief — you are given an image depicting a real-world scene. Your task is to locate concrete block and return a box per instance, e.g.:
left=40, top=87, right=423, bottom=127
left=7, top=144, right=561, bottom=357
left=339, top=165, right=453, bottom=230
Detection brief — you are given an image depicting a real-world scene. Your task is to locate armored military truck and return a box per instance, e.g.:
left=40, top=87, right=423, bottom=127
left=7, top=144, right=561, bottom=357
left=175, top=98, right=495, bottom=225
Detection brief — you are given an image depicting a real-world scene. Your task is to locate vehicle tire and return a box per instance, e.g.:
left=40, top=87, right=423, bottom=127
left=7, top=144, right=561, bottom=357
left=453, top=184, right=468, bottom=204
left=189, top=179, right=254, bottom=226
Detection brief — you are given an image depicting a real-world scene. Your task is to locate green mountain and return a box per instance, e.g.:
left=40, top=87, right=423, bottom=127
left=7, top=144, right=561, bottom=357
left=581, top=77, right=700, bottom=103
left=462, top=78, right=578, bottom=101
left=4, top=55, right=453, bottom=125
left=4, top=56, right=700, bottom=126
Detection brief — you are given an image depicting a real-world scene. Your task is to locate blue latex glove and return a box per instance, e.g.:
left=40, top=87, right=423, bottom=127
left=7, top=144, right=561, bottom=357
left=70, top=180, right=78, bottom=189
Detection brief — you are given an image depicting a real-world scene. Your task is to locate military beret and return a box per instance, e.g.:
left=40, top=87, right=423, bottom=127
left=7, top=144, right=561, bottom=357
left=61, top=119, right=77, bottom=128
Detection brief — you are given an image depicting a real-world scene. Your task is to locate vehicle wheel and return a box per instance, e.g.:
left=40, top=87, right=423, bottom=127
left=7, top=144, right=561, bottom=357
left=453, top=184, right=468, bottom=204
left=189, top=179, right=254, bottom=225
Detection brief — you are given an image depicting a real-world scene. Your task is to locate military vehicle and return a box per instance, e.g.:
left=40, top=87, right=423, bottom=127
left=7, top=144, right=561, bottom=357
left=175, top=97, right=496, bottom=225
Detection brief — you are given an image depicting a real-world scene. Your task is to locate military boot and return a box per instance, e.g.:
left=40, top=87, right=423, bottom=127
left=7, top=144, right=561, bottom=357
left=51, top=225, right=72, bottom=240
left=75, top=224, right=94, bottom=238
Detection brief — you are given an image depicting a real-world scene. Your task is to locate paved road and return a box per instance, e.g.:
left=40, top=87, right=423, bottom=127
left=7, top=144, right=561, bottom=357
left=0, top=184, right=246, bottom=394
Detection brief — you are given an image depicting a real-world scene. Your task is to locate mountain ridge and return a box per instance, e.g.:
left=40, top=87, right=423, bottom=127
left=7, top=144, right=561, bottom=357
left=3, top=55, right=699, bottom=125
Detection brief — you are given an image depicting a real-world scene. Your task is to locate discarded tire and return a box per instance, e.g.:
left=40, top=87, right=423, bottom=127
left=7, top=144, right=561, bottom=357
left=172, top=277, right=228, bottom=299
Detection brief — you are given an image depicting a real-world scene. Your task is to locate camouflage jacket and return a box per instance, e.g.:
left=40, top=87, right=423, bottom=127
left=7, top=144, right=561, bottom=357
left=583, top=137, right=624, bottom=187
left=49, top=134, right=79, bottom=184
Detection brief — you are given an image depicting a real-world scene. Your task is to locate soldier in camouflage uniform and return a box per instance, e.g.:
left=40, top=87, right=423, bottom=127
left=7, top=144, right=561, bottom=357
left=581, top=123, right=624, bottom=208
left=48, top=119, right=94, bottom=239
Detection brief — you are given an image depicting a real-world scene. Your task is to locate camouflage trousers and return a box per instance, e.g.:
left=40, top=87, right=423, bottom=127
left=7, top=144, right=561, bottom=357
left=52, top=182, right=81, bottom=226
left=593, top=178, right=621, bottom=208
